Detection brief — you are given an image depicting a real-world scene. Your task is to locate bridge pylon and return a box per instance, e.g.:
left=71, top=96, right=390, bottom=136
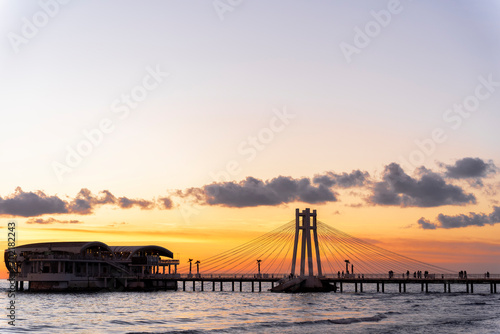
left=271, top=208, right=337, bottom=293
left=291, top=208, right=322, bottom=277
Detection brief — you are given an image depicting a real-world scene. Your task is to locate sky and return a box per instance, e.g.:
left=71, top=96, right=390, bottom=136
left=1, top=0, right=500, bottom=278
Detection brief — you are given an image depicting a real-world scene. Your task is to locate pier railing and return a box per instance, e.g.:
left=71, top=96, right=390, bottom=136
left=144, top=273, right=500, bottom=280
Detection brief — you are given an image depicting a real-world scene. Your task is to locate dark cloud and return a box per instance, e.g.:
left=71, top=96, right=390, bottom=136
left=369, top=163, right=476, bottom=207
left=417, top=218, right=437, bottom=230
left=118, top=197, right=155, bottom=210
left=26, top=217, right=83, bottom=224
left=0, top=188, right=167, bottom=217
left=418, top=206, right=500, bottom=229
left=192, top=176, right=338, bottom=208
left=313, top=170, right=369, bottom=188
left=0, top=187, right=68, bottom=217
left=445, top=157, right=497, bottom=179
left=68, top=188, right=119, bottom=215
left=159, top=197, right=173, bottom=209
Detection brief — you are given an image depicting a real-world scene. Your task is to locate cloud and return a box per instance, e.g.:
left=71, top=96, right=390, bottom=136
left=369, top=163, right=476, bottom=207
left=159, top=197, right=173, bottom=209
left=0, top=188, right=173, bottom=217
left=118, top=197, right=155, bottom=210
left=444, top=157, right=497, bottom=179
left=0, top=187, right=68, bottom=217
left=417, top=218, right=437, bottom=230
left=313, top=170, right=369, bottom=188
left=26, top=217, right=83, bottom=224
left=177, top=176, right=338, bottom=208
left=418, top=206, right=500, bottom=229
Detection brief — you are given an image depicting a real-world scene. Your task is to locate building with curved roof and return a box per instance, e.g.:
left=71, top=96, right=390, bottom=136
left=4, top=241, right=179, bottom=291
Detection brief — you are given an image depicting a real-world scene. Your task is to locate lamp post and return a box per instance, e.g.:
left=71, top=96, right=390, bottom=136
left=195, top=260, right=200, bottom=276
left=345, top=259, right=350, bottom=274
left=257, top=259, right=262, bottom=277
left=188, top=258, right=193, bottom=275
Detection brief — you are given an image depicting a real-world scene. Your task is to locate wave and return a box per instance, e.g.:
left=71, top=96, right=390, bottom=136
left=127, top=311, right=400, bottom=334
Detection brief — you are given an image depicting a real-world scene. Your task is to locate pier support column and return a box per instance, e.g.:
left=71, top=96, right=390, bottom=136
left=355, top=283, right=358, bottom=293
left=232, top=281, right=234, bottom=291
left=240, top=281, right=242, bottom=292
left=220, top=281, right=223, bottom=291
left=183, top=281, right=185, bottom=291
left=448, top=283, right=451, bottom=293
left=443, top=283, right=446, bottom=293
left=382, top=282, right=385, bottom=293
left=19, top=281, right=24, bottom=291
left=259, top=281, right=262, bottom=292
left=360, top=283, right=363, bottom=293
left=471, top=283, right=474, bottom=294
left=340, top=282, right=343, bottom=293
left=495, top=284, right=497, bottom=294
left=193, top=281, right=195, bottom=291
left=212, top=281, right=215, bottom=291
left=201, top=281, right=204, bottom=291
left=425, top=283, right=429, bottom=293
left=377, top=283, right=379, bottom=292
left=251, top=281, right=254, bottom=292
left=399, top=283, right=401, bottom=293
left=421, top=283, right=424, bottom=292
left=466, top=283, right=469, bottom=293
left=404, top=283, right=406, bottom=293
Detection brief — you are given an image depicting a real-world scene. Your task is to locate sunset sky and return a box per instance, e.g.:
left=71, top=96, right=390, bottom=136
left=1, top=1, right=500, bottom=278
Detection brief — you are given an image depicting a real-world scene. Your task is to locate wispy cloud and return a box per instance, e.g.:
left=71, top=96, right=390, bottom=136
left=26, top=217, right=83, bottom=225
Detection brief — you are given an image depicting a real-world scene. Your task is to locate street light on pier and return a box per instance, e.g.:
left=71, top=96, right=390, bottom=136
left=345, top=259, right=350, bottom=274
left=188, top=258, right=193, bottom=275
left=195, top=260, right=200, bottom=275
left=257, top=259, right=262, bottom=276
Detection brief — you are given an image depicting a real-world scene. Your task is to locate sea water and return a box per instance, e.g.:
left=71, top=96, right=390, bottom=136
left=2, top=281, right=500, bottom=333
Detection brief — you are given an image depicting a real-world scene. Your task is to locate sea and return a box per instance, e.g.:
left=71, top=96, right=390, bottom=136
left=2, top=281, right=500, bottom=334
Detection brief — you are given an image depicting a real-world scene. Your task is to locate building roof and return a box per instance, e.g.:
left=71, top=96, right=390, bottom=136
left=8, top=241, right=113, bottom=255
left=110, top=245, right=173, bottom=259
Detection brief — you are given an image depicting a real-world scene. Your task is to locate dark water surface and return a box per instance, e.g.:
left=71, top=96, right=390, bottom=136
left=2, top=281, right=500, bottom=333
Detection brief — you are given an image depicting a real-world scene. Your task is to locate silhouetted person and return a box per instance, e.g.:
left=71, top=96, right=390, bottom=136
left=338, top=271, right=340, bottom=278
left=464, top=271, right=467, bottom=279
left=487, top=271, right=490, bottom=278
left=413, top=272, right=416, bottom=278
left=406, top=270, right=410, bottom=279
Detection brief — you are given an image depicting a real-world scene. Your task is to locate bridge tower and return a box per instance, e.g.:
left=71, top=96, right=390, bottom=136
left=290, top=208, right=322, bottom=277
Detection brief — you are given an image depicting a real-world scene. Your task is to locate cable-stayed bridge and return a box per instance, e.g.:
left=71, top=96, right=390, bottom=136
left=174, top=208, right=499, bottom=293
